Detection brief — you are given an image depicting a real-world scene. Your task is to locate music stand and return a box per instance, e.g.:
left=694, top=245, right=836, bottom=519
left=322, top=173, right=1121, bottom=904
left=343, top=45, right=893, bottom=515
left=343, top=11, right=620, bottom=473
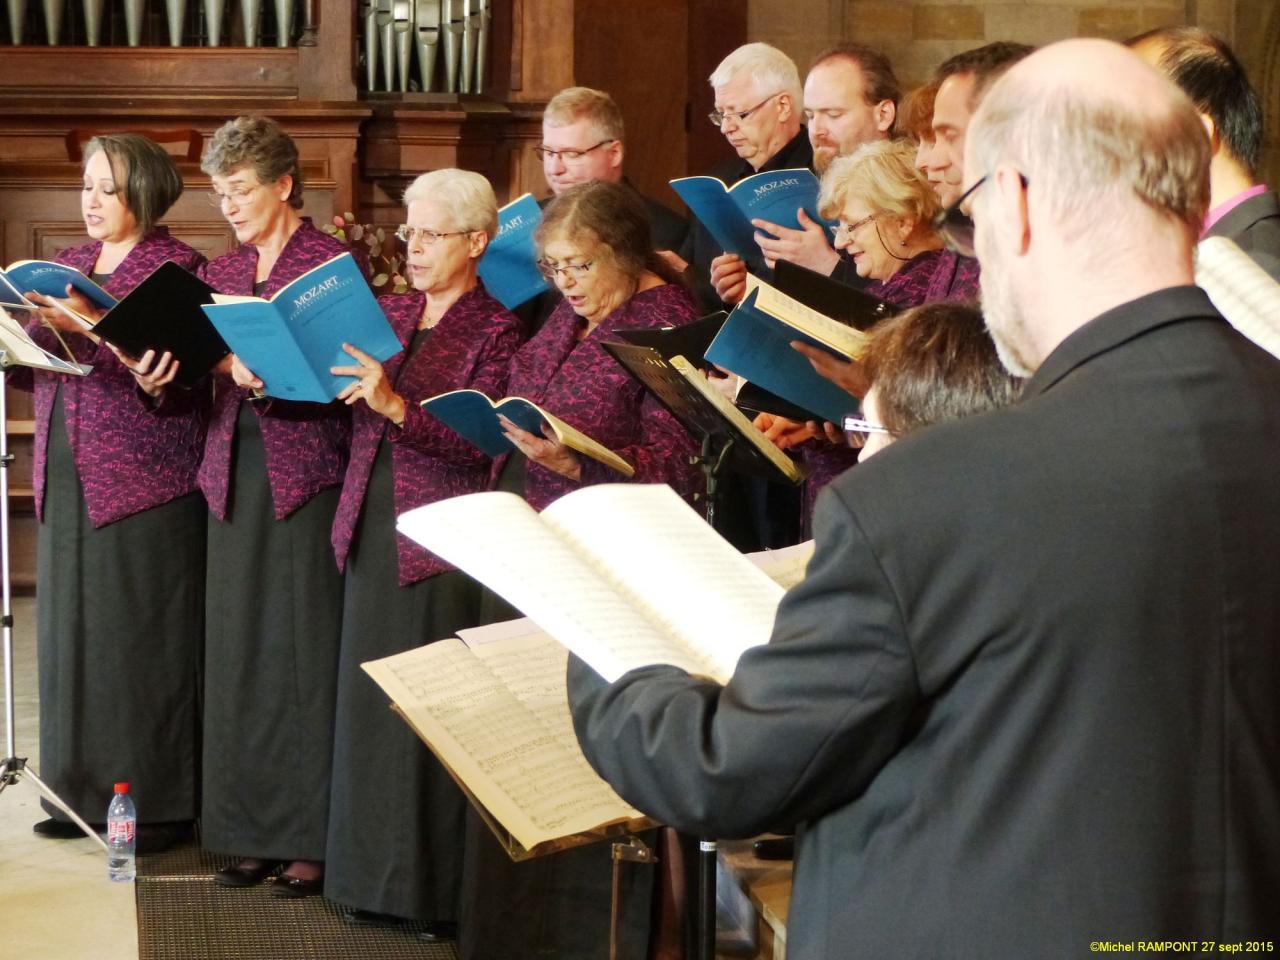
left=0, top=344, right=108, bottom=855
left=601, top=339, right=807, bottom=960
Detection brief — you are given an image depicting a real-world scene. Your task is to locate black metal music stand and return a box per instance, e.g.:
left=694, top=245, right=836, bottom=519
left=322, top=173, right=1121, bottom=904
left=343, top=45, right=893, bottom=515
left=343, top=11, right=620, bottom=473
left=601, top=338, right=807, bottom=960
left=0, top=348, right=108, bottom=854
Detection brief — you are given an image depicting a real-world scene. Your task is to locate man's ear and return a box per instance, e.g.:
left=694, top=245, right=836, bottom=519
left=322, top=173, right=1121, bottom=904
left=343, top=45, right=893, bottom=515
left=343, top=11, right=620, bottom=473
left=608, top=139, right=625, bottom=174
left=1199, top=111, right=1221, bottom=155
left=876, top=99, right=896, bottom=134
left=776, top=93, right=796, bottom=124
left=991, top=163, right=1032, bottom=258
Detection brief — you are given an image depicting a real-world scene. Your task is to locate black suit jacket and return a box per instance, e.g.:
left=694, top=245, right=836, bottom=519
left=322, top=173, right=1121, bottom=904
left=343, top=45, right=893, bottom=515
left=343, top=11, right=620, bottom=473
left=1205, top=189, right=1280, bottom=282
left=569, top=285, right=1280, bottom=958
left=679, top=129, right=815, bottom=313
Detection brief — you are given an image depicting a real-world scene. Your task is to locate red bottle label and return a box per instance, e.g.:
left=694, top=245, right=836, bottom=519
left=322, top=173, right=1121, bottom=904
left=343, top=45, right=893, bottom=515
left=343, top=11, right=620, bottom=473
left=108, top=820, right=135, bottom=844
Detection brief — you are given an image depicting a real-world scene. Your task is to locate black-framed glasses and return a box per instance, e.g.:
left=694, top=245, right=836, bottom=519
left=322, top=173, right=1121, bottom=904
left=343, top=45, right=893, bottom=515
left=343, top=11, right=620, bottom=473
left=708, top=92, right=782, bottom=128
left=841, top=415, right=891, bottom=449
left=934, top=171, right=1029, bottom=258
left=395, top=225, right=472, bottom=245
left=536, top=259, right=594, bottom=281
left=534, top=140, right=617, bottom=163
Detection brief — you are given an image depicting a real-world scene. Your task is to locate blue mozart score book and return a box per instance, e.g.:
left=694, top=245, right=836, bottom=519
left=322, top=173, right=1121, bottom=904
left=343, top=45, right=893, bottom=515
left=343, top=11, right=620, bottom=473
left=670, top=168, right=831, bottom=270
left=477, top=193, right=551, bottom=309
left=202, top=253, right=401, bottom=403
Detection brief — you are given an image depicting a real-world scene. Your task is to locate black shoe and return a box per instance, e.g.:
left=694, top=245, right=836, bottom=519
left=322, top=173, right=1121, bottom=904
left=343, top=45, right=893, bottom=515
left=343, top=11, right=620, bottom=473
left=271, top=873, right=324, bottom=898
left=214, top=859, right=282, bottom=888
left=32, top=817, right=97, bottom=839
left=342, top=907, right=406, bottom=926
left=417, top=921, right=459, bottom=942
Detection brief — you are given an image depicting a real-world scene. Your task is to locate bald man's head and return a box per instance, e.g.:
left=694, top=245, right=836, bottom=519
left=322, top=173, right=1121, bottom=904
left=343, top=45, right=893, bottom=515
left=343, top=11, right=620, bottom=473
left=968, top=39, right=1209, bottom=245
left=964, top=40, right=1210, bottom=376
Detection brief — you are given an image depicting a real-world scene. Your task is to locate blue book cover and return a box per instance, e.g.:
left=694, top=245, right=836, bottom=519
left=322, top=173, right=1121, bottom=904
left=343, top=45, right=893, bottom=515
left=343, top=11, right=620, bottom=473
left=1, top=260, right=118, bottom=311
left=704, top=287, right=861, bottom=426
left=477, top=193, right=551, bottom=309
left=202, top=253, right=402, bottom=403
left=670, top=168, right=831, bottom=270
left=422, top=389, right=634, bottom=476
left=422, top=390, right=550, bottom=457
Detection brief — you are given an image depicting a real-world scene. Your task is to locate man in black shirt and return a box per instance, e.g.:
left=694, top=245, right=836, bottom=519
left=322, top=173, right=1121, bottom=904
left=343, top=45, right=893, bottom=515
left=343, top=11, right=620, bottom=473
left=677, top=41, right=811, bottom=312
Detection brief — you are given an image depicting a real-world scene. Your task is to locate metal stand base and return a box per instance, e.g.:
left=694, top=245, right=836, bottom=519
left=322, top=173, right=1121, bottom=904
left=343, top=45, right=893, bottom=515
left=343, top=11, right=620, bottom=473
left=0, top=755, right=109, bottom=854
left=0, top=358, right=108, bottom=856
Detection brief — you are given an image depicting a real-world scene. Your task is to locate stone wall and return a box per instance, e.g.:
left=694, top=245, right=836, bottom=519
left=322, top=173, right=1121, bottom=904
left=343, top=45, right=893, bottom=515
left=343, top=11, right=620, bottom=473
left=745, top=0, right=1280, bottom=184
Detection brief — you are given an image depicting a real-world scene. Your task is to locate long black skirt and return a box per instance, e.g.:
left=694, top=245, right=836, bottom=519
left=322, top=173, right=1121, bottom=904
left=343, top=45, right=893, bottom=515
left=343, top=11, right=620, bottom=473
left=200, top=403, right=343, bottom=860
left=459, top=453, right=655, bottom=960
left=324, top=440, right=477, bottom=920
left=37, top=388, right=205, bottom=825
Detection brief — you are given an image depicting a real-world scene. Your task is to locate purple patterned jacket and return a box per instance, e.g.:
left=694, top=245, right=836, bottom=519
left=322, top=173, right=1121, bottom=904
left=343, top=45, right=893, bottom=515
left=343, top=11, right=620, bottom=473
left=197, top=219, right=357, bottom=521
left=499, top=284, right=703, bottom=512
left=11, top=229, right=208, bottom=528
left=331, top=286, right=524, bottom=585
left=868, top=248, right=980, bottom=307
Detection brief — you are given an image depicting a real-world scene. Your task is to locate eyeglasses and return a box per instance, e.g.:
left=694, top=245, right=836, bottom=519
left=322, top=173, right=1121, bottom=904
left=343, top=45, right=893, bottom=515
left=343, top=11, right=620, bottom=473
left=829, top=215, right=877, bottom=243
left=536, top=259, right=594, bottom=281
left=933, top=171, right=1029, bottom=258
left=534, top=140, right=617, bottom=163
left=395, top=225, right=472, bottom=245
left=841, top=415, right=891, bottom=449
left=708, top=92, right=781, bottom=128
left=207, top=184, right=264, bottom=207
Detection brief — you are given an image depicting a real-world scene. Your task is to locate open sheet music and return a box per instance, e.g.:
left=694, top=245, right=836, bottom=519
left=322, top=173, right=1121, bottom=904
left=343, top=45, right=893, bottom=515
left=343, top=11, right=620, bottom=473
left=396, top=483, right=786, bottom=685
left=1196, top=235, right=1280, bottom=359
left=362, top=619, right=649, bottom=858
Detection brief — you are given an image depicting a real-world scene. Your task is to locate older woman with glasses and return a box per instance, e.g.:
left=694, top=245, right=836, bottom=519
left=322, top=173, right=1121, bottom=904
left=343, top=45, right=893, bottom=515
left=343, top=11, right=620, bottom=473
left=493, top=179, right=701, bottom=512
left=456, top=179, right=701, bottom=960
left=322, top=169, right=523, bottom=935
left=15, top=133, right=206, bottom=851
left=759, top=139, right=988, bottom=528
left=186, top=115, right=361, bottom=898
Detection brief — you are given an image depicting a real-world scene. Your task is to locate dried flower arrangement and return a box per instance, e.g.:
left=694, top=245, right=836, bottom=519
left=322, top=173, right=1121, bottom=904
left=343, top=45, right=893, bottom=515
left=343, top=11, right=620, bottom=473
left=323, top=213, right=410, bottom=294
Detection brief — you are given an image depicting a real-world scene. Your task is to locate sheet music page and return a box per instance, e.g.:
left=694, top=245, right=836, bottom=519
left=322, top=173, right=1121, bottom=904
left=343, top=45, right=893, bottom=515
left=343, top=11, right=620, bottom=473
left=397, top=492, right=717, bottom=682
left=459, top=619, right=570, bottom=730
left=363, top=639, right=643, bottom=852
left=541, top=484, right=786, bottom=684
left=752, top=278, right=870, bottom=358
left=746, top=539, right=816, bottom=590
left=1196, top=236, right=1280, bottom=359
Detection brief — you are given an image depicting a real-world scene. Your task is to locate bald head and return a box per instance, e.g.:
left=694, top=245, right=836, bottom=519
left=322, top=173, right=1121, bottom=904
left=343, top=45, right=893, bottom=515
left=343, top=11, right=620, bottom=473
left=968, top=40, right=1209, bottom=245
left=964, top=40, right=1210, bottom=376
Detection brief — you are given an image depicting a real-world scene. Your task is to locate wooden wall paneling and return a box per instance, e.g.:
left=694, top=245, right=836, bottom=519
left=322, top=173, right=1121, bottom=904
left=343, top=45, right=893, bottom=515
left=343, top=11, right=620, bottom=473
left=297, top=0, right=357, bottom=101
left=508, top=0, right=576, bottom=102
left=686, top=0, right=748, bottom=176
left=0, top=48, right=300, bottom=100
left=573, top=0, right=690, bottom=210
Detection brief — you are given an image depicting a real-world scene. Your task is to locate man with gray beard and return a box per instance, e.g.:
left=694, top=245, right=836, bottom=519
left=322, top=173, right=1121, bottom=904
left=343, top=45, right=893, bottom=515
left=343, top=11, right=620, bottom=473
left=568, top=39, right=1280, bottom=957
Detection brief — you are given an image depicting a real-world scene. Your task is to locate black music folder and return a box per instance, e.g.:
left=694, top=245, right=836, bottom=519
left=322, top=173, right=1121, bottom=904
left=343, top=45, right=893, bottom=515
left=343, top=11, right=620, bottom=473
left=91, top=261, right=229, bottom=389
left=773, top=259, right=899, bottom=330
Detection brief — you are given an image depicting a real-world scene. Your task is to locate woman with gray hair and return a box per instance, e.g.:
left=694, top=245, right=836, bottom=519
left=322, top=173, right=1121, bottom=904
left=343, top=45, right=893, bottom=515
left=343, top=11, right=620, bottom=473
left=14, top=133, right=206, bottom=852
left=189, top=115, right=362, bottom=897
left=322, top=169, right=523, bottom=933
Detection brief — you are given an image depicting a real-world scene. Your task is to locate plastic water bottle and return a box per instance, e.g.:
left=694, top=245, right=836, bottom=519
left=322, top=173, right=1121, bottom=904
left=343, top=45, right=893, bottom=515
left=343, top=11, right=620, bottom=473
left=106, top=782, right=137, bottom=883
